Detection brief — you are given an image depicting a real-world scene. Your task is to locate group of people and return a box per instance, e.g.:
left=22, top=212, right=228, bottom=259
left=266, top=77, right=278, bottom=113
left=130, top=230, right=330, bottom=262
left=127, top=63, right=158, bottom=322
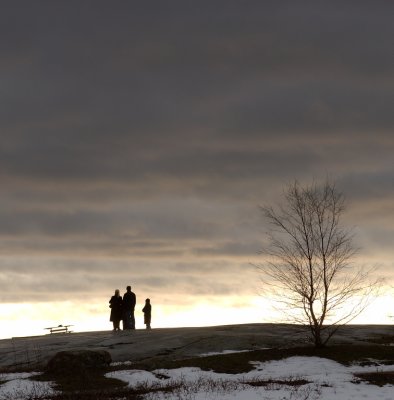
left=109, top=285, right=151, bottom=331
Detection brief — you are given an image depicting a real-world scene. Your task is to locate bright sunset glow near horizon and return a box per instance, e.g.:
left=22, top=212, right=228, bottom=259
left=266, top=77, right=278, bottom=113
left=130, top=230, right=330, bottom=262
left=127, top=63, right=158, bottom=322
left=0, top=2, right=393, bottom=340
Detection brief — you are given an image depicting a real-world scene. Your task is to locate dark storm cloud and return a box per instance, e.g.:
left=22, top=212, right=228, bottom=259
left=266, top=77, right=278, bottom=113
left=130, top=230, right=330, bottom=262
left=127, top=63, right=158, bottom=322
left=0, top=1, right=393, bottom=303
left=1, top=1, right=393, bottom=182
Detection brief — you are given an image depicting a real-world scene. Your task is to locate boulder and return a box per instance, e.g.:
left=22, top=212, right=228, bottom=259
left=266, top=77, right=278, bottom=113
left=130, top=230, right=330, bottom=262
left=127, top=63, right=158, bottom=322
left=46, top=350, right=112, bottom=376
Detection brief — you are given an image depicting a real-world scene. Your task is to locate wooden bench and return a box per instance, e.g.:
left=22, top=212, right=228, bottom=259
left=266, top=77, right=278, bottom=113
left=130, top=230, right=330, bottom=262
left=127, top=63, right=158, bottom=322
left=45, top=324, right=73, bottom=334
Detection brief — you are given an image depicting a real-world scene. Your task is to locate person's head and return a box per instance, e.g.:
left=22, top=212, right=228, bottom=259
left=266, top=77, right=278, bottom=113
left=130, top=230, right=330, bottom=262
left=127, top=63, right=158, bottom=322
left=145, top=298, right=150, bottom=303
left=115, top=289, right=120, bottom=296
left=126, top=285, right=131, bottom=292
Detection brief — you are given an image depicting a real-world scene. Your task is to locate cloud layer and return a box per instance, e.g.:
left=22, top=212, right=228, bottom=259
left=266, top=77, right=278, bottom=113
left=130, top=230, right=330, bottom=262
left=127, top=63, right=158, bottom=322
left=0, top=2, right=393, bottom=324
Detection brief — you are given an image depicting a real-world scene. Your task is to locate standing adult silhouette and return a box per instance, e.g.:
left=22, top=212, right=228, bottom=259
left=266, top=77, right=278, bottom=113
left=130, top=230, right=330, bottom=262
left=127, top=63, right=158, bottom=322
left=122, top=285, right=136, bottom=330
left=109, top=289, right=123, bottom=331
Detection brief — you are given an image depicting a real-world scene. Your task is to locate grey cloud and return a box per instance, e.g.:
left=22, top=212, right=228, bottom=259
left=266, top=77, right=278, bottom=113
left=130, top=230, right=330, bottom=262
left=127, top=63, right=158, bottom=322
left=0, top=256, right=254, bottom=303
left=1, top=0, right=393, bottom=195
left=192, top=241, right=262, bottom=257
left=0, top=1, right=393, bottom=311
left=2, top=2, right=394, bottom=132
left=339, top=171, right=394, bottom=202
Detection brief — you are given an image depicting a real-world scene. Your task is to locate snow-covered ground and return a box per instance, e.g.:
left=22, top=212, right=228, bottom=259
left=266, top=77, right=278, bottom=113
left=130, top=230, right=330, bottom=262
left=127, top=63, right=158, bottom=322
left=107, top=356, right=394, bottom=400
left=1, top=356, right=393, bottom=400
left=0, top=372, right=55, bottom=400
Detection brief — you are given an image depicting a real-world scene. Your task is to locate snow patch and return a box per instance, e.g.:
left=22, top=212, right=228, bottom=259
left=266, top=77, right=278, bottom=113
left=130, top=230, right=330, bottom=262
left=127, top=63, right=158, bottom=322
left=0, top=372, right=56, bottom=400
left=107, top=356, right=394, bottom=400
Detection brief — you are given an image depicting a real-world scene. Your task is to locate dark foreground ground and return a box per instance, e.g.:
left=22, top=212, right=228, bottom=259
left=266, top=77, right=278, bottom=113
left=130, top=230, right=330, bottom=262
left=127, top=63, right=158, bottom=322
left=1, top=323, right=393, bottom=371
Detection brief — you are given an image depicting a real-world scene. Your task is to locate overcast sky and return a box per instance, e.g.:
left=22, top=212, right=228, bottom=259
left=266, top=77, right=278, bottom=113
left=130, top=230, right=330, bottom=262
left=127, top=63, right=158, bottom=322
left=1, top=2, right=393, bottom=332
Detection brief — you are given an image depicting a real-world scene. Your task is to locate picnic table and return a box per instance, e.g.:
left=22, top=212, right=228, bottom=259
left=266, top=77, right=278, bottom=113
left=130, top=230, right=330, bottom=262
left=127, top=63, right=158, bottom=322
left=45, top=324, right=73, bottom=334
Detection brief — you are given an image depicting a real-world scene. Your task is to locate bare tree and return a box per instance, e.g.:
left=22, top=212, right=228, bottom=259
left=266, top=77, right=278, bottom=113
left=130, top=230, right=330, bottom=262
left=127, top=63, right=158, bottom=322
left=258, top=180, right=377, bottom=347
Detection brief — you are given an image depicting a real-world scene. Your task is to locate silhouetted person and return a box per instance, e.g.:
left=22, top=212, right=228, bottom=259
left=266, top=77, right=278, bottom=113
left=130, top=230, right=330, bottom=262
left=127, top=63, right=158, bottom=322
left=142, top=298, right=152, bottom=330
left=122, top=285, right=136, bottom=330
left=109, top=289, right=123, bottom=331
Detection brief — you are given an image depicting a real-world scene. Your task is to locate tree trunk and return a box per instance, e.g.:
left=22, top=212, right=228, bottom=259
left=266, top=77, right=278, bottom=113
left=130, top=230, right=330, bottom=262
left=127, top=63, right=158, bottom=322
left=313, top=325, right=325, bottom=348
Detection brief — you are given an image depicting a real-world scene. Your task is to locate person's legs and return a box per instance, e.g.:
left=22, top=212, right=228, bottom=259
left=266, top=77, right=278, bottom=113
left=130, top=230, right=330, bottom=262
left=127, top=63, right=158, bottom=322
left=124, top=310, right=132, bottom=329
left=131, top=311, right=135, bottom=329
left=123, top=310, right=130, bottom=330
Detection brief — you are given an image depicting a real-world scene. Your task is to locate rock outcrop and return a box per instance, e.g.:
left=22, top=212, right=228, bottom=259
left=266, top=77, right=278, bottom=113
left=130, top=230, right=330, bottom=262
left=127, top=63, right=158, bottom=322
left=46, top=350, right=111, bottom=376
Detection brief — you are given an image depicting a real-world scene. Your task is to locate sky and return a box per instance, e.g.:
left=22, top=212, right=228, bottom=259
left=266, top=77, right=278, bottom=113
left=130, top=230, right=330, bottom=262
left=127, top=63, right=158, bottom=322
left=0, top=1, right=393, bottom=339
